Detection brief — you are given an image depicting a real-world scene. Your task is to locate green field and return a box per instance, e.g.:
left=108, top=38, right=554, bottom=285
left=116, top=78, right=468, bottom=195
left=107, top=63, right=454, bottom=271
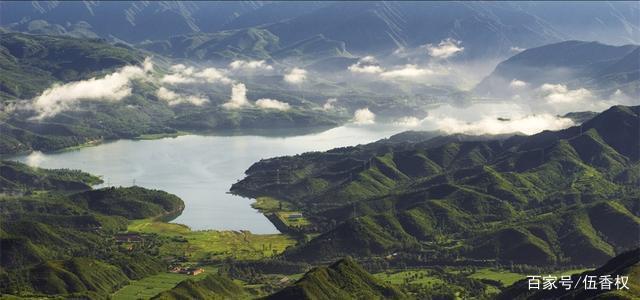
left=467, top=268, right=526, bottom=286
left=251, top=197, right=292, bottom=213
left=251, top=197, right=310, bottom=229
left=276, top=211, right=311, bottom=228
left=128, top=219, right=296, bottom=261
left=374, top=270, right=444, bottom=286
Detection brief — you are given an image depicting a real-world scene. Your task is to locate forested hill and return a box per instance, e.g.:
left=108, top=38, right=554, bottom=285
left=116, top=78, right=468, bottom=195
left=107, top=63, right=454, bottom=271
left=0, top=160, right=102, bottom=192
left=152, top=273, right=248, bottom=300
left=0, top=161, right=184, bottom=298
left=232, top=105, right=640, bottom=266
left=0, top=32, right=143, bottom=100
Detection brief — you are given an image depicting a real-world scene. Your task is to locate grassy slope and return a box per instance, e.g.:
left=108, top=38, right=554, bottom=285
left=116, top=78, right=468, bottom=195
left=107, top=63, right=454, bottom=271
left=151, top=273, right=248, bottom=300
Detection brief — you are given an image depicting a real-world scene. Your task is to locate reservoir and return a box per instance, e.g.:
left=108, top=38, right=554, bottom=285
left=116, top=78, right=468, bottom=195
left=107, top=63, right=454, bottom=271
left=13, top=125, right=405, bottom=234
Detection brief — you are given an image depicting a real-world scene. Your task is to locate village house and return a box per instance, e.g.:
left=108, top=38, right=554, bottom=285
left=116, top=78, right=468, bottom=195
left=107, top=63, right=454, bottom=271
left=114, top=233, right=144, bottom=244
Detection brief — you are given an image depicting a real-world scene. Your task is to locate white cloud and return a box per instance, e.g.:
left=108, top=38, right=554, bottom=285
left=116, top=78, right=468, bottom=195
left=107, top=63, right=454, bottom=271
left=360, top=56, right=377, bottom=64
left=538, top=83, right=593, bottom=104
left=510, top=46, right=526, bottom=53
left=419, top=103, right=574, bottom=135
left=193, top=67, right=232, bottom=84
left=161, top=73, right=197, bottom=84
left=156, top=87, right=208, bottom=106
left=509, top=79, right=528, bottom=89
left=25, top=151, right=45, bottom=167
left=426, top=114, right=574, bottom=135
left=426, top=38, right=464, bottom=59
left=162, top=65, right=232, bottom=85
left=223, top=83, right=251, bottom=109
left=170, top=64, right=188, bottom=72
left=255, top=98, right=291, bottom=111
left=229, top=60, right=273, bottom=71
left=353, top=108, right=375, bottom=124
left=380, top=64, right=432, bottom=79
left=284, top=68, right=307, bottom=84
left=348, top=56, right=384, bottom=74
left=156, top=86, right=179, bottom=102
left=349, top=64, right=384, bottom=74
left=323, top=98, right=338, bottom=110
left=390, top=103, right=576, bottom=136
left=178, top=95, right=208, bottom=106
left=143, top=57, right=154, bottom=73
left=31, top=62, right=149, bottom=119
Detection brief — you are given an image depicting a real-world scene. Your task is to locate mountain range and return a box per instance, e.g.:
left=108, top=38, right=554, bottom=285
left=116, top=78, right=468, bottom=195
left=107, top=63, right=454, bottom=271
left=476, top=40, right=640, bottom=97
left=232, top=105, right=640, bottom=266
left=2, top=1, right=638, bottom=62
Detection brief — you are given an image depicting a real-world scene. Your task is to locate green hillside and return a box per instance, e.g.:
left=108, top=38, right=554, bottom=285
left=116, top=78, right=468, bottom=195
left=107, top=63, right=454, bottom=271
left=0, top=161, right=183, bottom=298
left=0, top=160, right=102, bottom=192
left=498, top=248, right=639, bottom=299
left=0, top=32, right=142, bottom=100
left=72, top=186, right=184, bottom=220
left=266, top=257, right=406, bottom=300
left=152, top=273, right=248, bottom=300
left=233, top=105, right=640, bottom=266
left=139, top=28, right=280, bottom=61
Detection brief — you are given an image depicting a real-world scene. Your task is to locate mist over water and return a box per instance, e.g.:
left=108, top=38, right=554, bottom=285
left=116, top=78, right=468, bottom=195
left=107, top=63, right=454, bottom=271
left=14, top=126, right=406, bottom=234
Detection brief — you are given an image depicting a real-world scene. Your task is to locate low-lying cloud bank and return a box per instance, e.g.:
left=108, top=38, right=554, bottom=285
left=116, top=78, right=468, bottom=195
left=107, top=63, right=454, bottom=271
left=392, top=103, right=576, bottom=135
left=156, top=87, right=208, bottom=106
left=347, top=55, right=453, bottom=84
left=25, top=58, right=310, bottom=118
left=423, top=114, right=573, bottom=135
left=505, top=79, right=639, bottom=114
left=31, top=61, right=152, bottom=119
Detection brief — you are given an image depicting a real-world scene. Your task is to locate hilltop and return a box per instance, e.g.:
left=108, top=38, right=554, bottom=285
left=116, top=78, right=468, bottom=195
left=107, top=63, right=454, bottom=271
left=266, top=257, right=406, bottom=300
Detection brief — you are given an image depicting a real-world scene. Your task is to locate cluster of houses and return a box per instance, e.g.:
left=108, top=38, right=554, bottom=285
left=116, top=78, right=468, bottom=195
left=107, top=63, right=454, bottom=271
left=169, top=265, right=205, bottom=276
left=114, top=233, right=144, bottom=250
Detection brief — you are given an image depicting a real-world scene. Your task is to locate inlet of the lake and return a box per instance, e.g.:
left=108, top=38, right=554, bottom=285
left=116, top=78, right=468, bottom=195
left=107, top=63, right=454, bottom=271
left=13, top=125, right=406, bottom=234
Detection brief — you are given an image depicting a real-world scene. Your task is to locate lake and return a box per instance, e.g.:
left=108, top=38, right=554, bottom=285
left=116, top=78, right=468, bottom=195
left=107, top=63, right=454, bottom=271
left=14, top=125, right=406, bottom=234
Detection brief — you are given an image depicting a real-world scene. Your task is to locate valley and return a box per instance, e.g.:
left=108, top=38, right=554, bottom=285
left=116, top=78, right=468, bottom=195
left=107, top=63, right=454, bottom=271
left=0, top=1, right=638, bottom=299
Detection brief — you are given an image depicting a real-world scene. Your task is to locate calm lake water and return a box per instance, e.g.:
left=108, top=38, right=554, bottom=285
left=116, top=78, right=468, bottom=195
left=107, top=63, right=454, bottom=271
left=14, top=125, right=406, bottom=234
